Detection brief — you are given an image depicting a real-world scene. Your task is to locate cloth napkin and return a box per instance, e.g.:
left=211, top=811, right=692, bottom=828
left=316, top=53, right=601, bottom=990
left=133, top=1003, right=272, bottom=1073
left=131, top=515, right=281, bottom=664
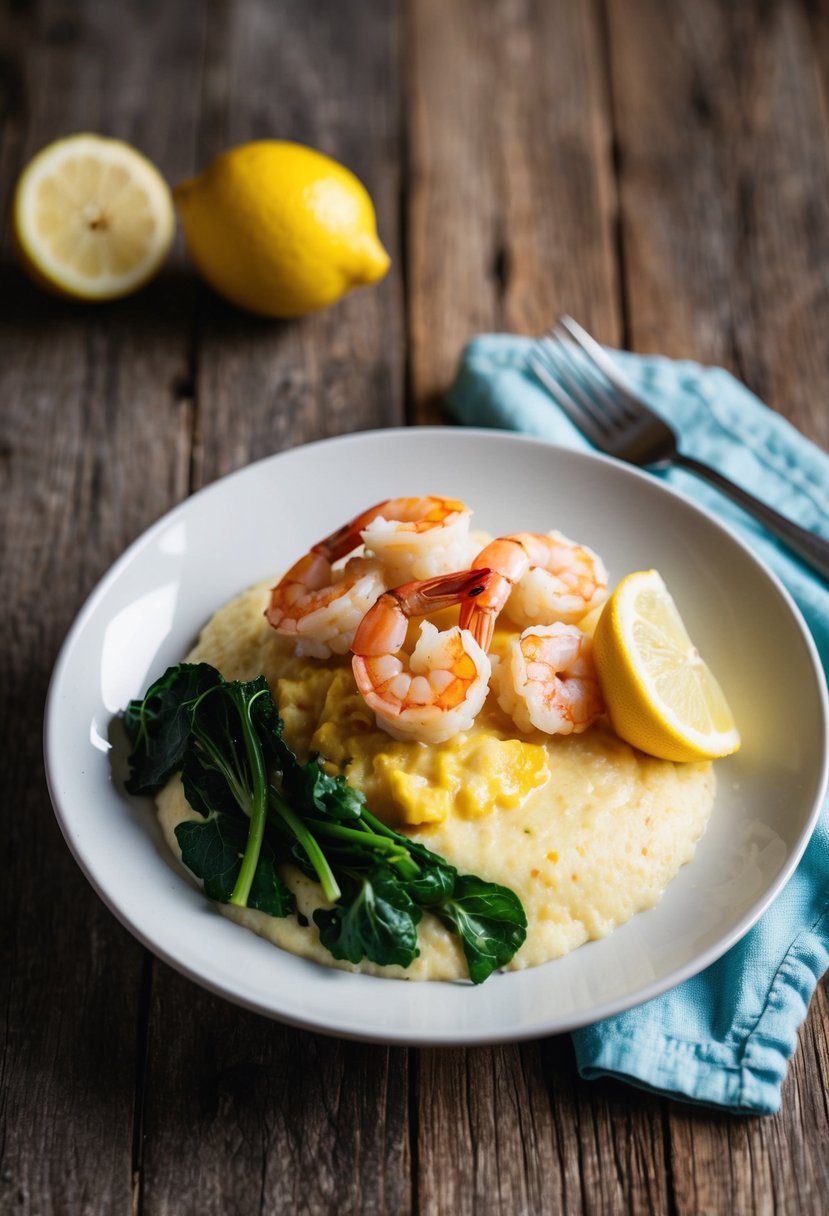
left=446, top=334, right=829, bottom=1116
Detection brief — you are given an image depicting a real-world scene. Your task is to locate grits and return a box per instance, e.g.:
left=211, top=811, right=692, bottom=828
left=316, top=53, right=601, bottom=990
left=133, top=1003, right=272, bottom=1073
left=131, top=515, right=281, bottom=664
left=156, top=580, right=715, bottom=980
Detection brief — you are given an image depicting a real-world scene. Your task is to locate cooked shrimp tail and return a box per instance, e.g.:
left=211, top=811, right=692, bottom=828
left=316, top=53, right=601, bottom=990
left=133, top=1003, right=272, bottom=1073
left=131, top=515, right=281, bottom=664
left=461, top=531, right=608, bottom=649
left=311, top=507, right=384, bottom=565
left=458, top=535, right=531, bottom=651
left=352, top=567, right=492, bottom=655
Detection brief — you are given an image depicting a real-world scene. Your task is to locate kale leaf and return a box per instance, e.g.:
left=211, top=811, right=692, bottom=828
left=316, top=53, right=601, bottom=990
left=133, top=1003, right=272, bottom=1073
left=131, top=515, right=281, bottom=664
left=278, top=751, right=364, bottom=821
left=434, top=875, right=528, bottom=985
left=123, top=662, right=528, bottom=983
left=123, top=663, right=219, bottom=794
left=175, top=813, right=292, bottom=916
left=314, top=867, right=422, bottom=968
left=125, top=665, right=279, bottom=910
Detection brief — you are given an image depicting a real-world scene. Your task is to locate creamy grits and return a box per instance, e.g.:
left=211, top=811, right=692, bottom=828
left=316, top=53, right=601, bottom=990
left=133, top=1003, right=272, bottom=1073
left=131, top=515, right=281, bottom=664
left=156, top=581, right=715, bottom=980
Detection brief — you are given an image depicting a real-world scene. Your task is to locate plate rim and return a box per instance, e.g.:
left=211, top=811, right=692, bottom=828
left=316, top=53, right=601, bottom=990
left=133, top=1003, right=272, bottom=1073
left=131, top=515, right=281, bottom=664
left=43, top=427, right=829, bottom=1044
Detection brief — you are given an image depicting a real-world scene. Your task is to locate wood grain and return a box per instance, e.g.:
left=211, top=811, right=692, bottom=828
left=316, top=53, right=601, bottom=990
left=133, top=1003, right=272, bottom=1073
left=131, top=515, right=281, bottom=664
left=141, top=969, right=410, bottom=1216
left=406, top=0, right=621, bottom=424
left=608, top=0, right=829, bottom=448
left=416, top=1041, right=672, bottom=1216
left=416, top=1046, right=558, bottom=1216
left=0, top=1, right=202, bottom=1212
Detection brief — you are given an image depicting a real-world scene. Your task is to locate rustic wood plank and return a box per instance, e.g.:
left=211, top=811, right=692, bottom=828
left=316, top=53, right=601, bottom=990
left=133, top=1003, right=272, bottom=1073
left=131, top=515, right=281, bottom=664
left=406, top=0, right=621, bottom=424
left=189, top=0, right=404, bottom=487
left=607, top=0, right=829, bottom=1209
left=0, top=1, right=205, bottom=1212
left=608, top=0, right=829, bottom=448
left=492, top=0, right=621, bottom=343
left=139, top=4, right=410, bottom=1215
left=141, top=968, right=410, bottom=1216
left=416, top=1046, right=558, bottom=1216
left=535, top=1048, right=672, bottom=1216
left=406, top=0, right=503, bottom=425
left=416, top=1041, right=671, bottom=1216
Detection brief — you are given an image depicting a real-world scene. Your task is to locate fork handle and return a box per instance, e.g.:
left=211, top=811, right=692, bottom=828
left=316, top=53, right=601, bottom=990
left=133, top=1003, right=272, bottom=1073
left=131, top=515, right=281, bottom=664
left=675, top=453, right=829, bottom=582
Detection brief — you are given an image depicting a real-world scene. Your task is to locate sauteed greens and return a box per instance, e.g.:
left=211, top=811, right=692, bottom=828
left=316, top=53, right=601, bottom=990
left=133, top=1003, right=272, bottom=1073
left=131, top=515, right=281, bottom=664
left=123, top=663, right=527, bottom=983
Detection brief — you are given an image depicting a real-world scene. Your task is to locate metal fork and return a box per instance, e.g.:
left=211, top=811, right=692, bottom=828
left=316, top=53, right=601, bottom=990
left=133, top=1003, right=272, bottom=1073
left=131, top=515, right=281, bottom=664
left=529, top=315, right=829, bottom=581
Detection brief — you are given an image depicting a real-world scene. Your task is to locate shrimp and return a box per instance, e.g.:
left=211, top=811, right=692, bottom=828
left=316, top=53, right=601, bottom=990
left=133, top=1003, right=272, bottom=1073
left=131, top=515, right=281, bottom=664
left=351, top=568, right=494, bottom=744
left=459, top=530, right=608, bottom=650
left=266, top=496, right=473, bottom=658
left=266, top=553, right=386, bottom=659
left=492, top=622, right=605, bottom=736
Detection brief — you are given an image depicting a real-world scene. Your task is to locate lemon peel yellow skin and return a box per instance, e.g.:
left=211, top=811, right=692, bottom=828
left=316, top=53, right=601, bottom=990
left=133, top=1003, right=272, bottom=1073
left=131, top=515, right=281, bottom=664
left=13, top=133, right=175, bottom=301
left=593, top=569, right=741, bottom=763
left=174, top=140, right=390, bottom=318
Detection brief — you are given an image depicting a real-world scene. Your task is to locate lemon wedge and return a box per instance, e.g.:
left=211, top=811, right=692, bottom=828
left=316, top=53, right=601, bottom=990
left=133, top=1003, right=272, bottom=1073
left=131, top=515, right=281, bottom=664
left=13, top=134, right=175, bottom=300
left=593, top=569, right=740, bottom=762
left=173, top=140, right=390, bottom=317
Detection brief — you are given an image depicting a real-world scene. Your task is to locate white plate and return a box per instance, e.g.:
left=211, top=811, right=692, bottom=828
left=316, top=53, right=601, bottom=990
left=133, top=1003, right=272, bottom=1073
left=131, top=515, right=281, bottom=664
left=44, top=428, right=828, bottom=1045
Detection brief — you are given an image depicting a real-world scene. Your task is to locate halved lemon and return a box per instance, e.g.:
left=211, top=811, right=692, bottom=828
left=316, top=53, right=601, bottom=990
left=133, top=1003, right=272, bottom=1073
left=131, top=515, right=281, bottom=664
left=13, top=134, right=175, bottom=300
left=593, top=569, right=740, bottom=762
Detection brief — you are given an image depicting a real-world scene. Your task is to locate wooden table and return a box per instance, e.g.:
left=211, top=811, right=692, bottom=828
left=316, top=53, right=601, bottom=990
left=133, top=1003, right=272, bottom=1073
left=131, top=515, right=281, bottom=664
left=4, top=1, right=829, bottom=1212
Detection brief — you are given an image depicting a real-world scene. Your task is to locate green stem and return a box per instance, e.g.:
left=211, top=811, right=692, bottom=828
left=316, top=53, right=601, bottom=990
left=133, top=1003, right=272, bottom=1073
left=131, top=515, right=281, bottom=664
left=360, top=807, right=406, bottom=842
left=269, top=791, right=342, bottom=903
left=311, top=821, right=420, bottom=878
left=196, top=732, right=252, bottom=813
left=229, top=692, right=269, bottom=907
left=192, top=684, right=253, bottom=812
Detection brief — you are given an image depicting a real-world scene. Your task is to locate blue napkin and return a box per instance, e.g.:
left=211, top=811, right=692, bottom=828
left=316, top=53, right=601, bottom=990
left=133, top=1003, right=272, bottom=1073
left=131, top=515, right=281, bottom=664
left=446, top=334, right=829, bottom=1116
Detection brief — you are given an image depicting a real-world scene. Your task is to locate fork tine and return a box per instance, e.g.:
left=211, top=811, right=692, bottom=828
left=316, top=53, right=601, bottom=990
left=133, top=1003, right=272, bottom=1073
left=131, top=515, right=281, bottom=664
left=558, top=315, right=647, bottom=420
left=528, top=342, right=610, bottom=446
left=548, top=327, right=633, bottom=428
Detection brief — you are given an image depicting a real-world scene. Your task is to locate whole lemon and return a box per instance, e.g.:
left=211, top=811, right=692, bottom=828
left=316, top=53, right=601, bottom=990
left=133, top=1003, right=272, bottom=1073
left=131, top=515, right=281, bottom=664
left=174, top=140, right=390, bottom=317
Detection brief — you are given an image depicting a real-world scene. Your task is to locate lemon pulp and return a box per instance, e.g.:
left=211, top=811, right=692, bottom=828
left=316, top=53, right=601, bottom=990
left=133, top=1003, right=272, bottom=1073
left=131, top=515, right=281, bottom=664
left=13, top=133, right=174, bottom=299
